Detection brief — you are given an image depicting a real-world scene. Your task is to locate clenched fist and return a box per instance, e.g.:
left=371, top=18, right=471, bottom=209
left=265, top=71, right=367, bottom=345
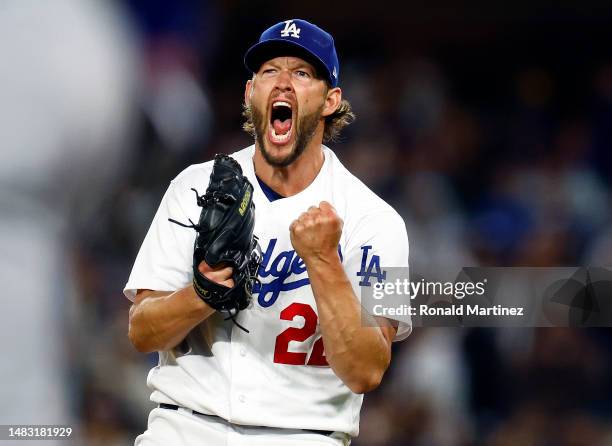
left=289, top=201, right=343, bottom=263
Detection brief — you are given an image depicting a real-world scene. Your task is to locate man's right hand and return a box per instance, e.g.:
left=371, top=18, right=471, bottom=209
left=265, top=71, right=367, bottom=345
left=198, top=262, right=235, bottom=288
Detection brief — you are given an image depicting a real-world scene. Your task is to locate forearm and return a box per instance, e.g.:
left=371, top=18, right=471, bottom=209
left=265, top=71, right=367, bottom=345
left=306, top=254, right=391, bottom=394
left=128, top=286, right=215, bottom=353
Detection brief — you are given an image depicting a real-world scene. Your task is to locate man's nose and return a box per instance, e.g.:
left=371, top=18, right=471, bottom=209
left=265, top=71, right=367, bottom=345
left=274, top=69, right=293, bottom=91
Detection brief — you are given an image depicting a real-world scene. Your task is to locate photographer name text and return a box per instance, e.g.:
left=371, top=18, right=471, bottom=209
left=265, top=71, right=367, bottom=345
left=372, top=303, right=525, bottom=317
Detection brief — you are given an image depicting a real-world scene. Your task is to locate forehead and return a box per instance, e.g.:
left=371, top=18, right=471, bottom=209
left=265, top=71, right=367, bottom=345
left=259, top=56, right=316, bottom=70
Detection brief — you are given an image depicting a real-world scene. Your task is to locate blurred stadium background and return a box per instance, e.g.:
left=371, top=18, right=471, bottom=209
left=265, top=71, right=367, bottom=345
left=3, top=0, right=612, bottom=444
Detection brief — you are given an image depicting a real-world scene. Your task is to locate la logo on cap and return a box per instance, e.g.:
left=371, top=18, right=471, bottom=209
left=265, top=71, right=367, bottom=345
left=280, top=20, right=301, bottom=38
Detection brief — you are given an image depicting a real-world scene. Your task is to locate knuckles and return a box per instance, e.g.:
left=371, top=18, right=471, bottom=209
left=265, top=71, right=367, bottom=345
left=291, top=210, right=343, bottom=232
left=290, top=203, right=343, bottom=237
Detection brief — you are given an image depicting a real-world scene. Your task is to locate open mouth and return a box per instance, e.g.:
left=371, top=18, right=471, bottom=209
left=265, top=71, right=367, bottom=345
left=268, top=101, right=293, bottom=145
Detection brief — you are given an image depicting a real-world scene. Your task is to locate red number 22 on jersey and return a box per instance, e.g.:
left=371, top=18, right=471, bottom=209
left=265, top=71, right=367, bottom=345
left=273, top=302, right=328, bottom=366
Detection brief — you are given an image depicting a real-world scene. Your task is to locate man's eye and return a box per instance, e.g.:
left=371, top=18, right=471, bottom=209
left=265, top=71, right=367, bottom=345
left=295, top=70, right=310, bottom=78
left=262, top=68, right=276, bottom=74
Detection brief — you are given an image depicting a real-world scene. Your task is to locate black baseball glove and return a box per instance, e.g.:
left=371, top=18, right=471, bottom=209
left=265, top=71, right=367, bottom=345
left=169, top=154, right=261, bottom=332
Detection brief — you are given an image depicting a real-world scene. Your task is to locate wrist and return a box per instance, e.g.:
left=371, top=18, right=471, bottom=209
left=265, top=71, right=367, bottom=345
left=303, top=248, right=342, bottom=270
left=187, top=283, right=215, bottom=314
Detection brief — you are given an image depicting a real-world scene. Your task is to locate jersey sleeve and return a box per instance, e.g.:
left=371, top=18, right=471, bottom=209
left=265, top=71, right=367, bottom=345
left=123, top=179, right=197, bottom=301
left=343, top=209, right=411, bottom=341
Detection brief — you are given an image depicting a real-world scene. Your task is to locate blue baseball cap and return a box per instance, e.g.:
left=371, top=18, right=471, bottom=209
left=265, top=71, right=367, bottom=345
left=244, top=19, right=340, bottom=87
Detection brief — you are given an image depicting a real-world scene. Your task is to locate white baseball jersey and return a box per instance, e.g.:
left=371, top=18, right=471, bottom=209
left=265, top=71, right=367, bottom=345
left=124, top=145, right=410, bottom=437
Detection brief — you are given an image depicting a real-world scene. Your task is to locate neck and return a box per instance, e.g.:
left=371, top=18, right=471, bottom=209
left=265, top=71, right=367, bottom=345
left=253, top=135, right=325, bottom=197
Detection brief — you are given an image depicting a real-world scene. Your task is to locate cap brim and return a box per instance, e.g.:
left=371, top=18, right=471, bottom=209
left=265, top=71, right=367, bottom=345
left=244, top=39, right=333, bottom=86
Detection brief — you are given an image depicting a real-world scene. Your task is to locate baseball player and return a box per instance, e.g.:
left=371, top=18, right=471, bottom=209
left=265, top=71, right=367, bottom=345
left=125, top=19, right=410, bottom=445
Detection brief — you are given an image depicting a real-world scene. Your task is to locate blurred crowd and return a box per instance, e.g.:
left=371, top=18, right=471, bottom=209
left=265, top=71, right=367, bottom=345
left=3, top=1, right=612, bottom=445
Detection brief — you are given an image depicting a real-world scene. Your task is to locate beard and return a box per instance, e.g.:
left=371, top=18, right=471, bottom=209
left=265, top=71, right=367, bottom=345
left=250, top=101, right=323, bottom=168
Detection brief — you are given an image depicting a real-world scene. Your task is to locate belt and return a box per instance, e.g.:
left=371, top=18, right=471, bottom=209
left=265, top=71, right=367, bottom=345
left=160, top=402, right=209, bottom=416
left=158, top=403, right=333, bottom=437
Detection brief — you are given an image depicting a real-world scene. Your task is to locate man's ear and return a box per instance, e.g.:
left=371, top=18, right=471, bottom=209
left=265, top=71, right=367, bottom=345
left=322, top=87, right=342, bottom=117
left=244, top=79, right=253, bottom=106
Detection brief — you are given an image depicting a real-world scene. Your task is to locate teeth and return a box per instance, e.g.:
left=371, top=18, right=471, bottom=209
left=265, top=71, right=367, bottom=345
left=271, top=127, right=292, bottom=143
left=272, top=101, right=291, bottom=109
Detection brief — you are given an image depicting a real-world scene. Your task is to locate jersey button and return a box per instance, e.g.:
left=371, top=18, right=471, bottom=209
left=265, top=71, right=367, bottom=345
left=240, top=348, right=246, bottom=357
left=238, top=395, right=246, bottom=403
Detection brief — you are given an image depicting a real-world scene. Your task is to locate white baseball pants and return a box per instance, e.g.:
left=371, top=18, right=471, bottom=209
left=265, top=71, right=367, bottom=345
left=135, top=407, right=351, bottom=446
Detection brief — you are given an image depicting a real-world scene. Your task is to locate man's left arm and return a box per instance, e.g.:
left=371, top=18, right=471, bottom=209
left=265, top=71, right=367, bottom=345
left=290, top=201, right=402, bottom=394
